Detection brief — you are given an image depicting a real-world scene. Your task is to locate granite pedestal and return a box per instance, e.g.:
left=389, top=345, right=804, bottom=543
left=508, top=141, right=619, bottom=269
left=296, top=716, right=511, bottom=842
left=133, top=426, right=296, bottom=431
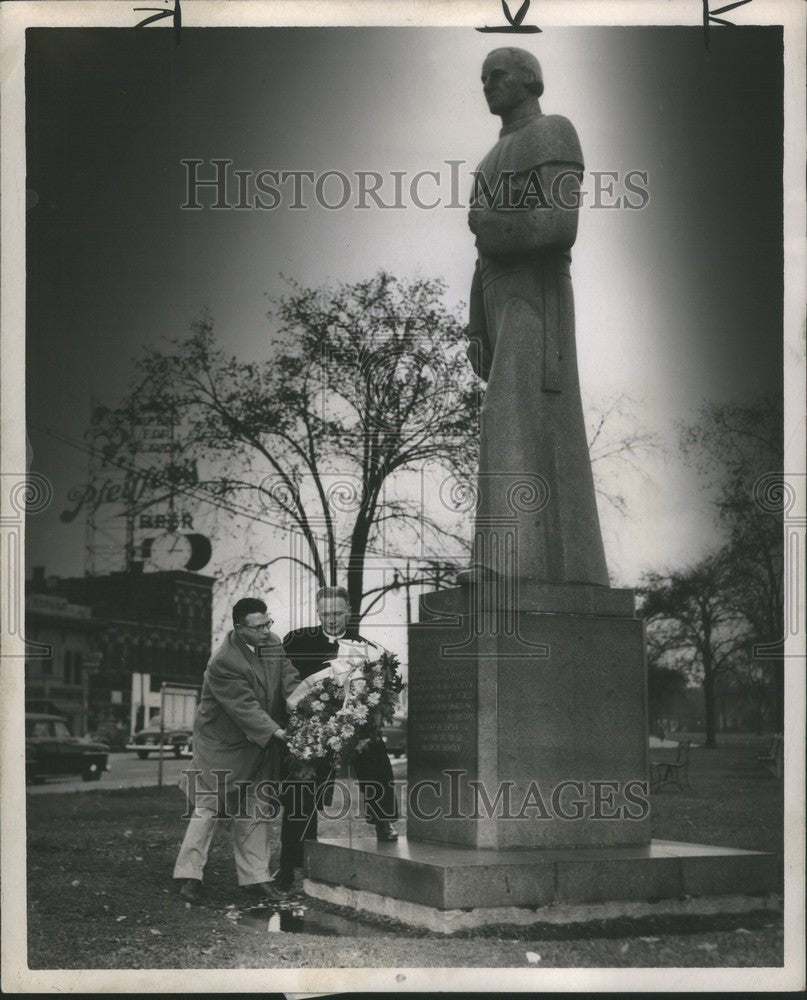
left=305, top=584, right=777, bottom=930
left=406, top=582, right=649, bottom=849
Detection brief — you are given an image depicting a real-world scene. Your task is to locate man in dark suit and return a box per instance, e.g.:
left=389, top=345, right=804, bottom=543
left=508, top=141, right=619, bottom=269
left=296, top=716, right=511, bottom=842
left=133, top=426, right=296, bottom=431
left=275, top=586, right=399, bottom=891
left=173, top=597, right=300, bottom=904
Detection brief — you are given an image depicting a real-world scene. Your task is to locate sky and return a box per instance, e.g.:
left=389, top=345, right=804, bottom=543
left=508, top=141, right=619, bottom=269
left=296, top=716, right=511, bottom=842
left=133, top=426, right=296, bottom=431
left=25, top=25, right=784, bottom=643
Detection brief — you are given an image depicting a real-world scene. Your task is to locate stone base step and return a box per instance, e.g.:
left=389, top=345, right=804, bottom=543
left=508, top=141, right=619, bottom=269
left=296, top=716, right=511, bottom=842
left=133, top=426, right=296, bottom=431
left=303, top=836, right=778, bottom=933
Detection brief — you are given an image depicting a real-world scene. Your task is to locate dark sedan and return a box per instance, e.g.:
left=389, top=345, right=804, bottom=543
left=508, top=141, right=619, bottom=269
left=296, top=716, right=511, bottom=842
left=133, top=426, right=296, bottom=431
left=126, top=725, right=192, bottom=759
left=26, top=713, right=110, bottom=783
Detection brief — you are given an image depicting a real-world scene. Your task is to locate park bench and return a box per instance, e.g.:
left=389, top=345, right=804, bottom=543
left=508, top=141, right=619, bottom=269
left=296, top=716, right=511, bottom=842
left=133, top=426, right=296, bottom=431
left=755, top=733, right=783, bottom=778
left=650, top=739, right=692, bottom=793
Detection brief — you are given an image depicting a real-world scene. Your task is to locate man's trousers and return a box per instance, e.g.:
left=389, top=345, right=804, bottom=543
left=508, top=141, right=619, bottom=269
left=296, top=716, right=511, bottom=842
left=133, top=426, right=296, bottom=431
left=173, top=789, right=274, bottom=886
left=279, top=739, right=398, bottom=870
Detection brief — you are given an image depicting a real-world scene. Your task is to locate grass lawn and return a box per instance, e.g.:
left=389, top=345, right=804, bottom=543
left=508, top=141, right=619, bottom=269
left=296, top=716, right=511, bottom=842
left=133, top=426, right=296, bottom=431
left=26, top=743, right=784, bottom=970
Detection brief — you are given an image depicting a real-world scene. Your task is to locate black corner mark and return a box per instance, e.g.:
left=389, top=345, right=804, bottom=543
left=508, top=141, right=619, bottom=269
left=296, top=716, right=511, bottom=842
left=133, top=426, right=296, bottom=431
left=133, top=0, right=182, bottom=44
left=702, top=0, right=756, bottom=48
left=477, top=0, right=542, bottom=35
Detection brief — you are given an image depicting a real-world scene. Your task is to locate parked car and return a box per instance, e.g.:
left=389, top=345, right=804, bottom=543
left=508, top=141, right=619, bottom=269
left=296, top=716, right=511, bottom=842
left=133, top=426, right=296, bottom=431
left=25, top=713, right=110, bottom=783
left=383, top=712, right=407, bottom=757
left=89, top=722, right=129, bottom=752
left=126, top=724, right=192, bottom=759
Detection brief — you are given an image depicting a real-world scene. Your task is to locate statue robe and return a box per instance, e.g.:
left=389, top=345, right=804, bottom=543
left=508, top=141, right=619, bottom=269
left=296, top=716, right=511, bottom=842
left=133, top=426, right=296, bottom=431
left=468, top=112, right=609, bottom=586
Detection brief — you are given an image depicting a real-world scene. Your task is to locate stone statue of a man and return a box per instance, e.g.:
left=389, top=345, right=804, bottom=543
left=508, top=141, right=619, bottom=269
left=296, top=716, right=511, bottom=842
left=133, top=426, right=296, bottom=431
left=459, top=47, right=609, bottom=587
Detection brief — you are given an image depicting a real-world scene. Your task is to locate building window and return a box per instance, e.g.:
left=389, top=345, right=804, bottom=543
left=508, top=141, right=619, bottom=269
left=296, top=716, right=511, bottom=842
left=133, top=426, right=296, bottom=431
left=64, top=650, right=83, bottom=685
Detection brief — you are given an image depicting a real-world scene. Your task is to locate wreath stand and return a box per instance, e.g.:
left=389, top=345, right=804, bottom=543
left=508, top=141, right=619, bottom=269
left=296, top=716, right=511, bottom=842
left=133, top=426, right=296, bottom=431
left=297, top=760, right=359, bottom=850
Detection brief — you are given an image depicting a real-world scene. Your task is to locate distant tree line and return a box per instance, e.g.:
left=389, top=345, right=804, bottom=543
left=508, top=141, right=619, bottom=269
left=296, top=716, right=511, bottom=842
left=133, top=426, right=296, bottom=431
left=640, top=396, right=784, bottom=748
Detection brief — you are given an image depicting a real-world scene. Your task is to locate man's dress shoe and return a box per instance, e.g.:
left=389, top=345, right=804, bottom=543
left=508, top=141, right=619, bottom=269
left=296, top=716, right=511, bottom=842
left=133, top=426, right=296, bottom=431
left=178, top=878, right=203, bottom=904
left=272, top=866, right=296, bottom=893
left=241, top=881, right=288, bottom=902
left=375, top=821, right=399, bottom=842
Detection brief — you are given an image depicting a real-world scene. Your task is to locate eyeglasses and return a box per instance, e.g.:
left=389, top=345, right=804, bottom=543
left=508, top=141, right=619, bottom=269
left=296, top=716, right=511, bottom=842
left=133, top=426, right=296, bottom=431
left=238, top=619, right=274, bottom=631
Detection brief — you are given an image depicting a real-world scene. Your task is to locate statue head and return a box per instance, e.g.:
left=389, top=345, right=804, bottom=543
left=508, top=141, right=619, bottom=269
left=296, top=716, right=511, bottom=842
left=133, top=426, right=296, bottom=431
left=481, top=47, right=544, bottom=117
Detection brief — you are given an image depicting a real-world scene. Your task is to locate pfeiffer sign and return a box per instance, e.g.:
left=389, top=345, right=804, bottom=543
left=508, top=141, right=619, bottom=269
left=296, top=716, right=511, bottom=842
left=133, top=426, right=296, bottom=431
left=60, top=464, right=198, bottom=523
left=139, top=512, right=194, bottom=530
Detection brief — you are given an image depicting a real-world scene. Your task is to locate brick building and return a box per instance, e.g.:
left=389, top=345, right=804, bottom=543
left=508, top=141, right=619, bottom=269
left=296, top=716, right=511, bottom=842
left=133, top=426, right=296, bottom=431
left=26, top=568, right=214, bottom=734
left=24, top=590, right=101, bottom=737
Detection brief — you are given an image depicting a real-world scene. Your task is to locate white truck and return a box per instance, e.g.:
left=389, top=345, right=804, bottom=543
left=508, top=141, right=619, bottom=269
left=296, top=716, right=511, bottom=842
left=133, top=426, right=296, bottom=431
left=126, top=684, right=198, bottom=758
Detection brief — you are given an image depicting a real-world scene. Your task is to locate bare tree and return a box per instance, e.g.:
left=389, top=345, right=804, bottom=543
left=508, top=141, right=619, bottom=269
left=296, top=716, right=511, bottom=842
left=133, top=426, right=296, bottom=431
left=679, top=395, right=784, bottom=730
left=639, top=554, right=750, bottom=749
left=586, top=392, right=660, bottom=516
left=117, top=271, right=479, bottom=620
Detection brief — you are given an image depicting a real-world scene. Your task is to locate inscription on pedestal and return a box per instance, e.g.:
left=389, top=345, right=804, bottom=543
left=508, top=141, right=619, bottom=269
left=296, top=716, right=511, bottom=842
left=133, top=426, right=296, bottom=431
left=409, top=661, right=476, bottom=756
left=411, top=692, right=473, bottom=754
left=408, top=625, right=478, bottom=780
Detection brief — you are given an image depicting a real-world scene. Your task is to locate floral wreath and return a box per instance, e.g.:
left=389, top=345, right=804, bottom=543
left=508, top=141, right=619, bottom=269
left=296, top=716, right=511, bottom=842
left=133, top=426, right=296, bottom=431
left=285, top=638, right=405, bottom=776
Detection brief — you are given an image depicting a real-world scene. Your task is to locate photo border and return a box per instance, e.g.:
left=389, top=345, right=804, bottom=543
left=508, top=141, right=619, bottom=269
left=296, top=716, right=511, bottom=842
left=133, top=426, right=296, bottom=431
left=2, top=0, right=804, bottom=993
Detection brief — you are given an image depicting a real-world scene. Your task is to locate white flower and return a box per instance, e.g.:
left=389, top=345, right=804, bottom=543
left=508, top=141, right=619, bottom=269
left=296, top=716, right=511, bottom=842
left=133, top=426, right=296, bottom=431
left=349, top=704, right=369, bottom=722
left=320, top=692, right=330, bottom=701
left=372, top=676, right=384, bottom=690
left=366, top=692, right=381, bottom=706
left=351, top=678, right=367, bottom=694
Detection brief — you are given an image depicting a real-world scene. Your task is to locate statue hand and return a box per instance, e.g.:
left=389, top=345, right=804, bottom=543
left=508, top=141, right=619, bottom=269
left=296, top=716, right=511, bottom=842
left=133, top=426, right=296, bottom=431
left=466, top=335, right=491, bottom=381
left=468, top=207, right=484, bottom=234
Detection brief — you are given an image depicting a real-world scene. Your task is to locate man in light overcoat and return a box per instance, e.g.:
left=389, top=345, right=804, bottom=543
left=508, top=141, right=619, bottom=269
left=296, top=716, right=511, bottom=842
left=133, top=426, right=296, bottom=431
left=173, top=597, right=300, bottom=904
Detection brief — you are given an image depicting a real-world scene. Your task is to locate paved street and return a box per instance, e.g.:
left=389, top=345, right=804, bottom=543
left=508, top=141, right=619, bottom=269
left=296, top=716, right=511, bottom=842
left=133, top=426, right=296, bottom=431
left=26, top=751, right=193, bottom=794
left=26, top=751, right=408, bottom=795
